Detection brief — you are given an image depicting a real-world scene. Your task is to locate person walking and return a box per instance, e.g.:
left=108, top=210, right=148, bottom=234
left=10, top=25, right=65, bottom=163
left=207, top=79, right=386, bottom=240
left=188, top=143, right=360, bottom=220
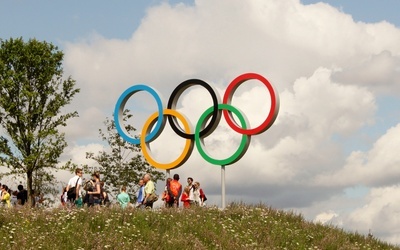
left=142, top=174, right=156, bottom=208
left=1, top=185, right=11, bottom=208
left=117, top=186, right=130, bottom=209
left=136, top=179, right=145, bottom=208
left=16, top=184, right=28, bottom=206
left=66, top=168, right=83, bottom=206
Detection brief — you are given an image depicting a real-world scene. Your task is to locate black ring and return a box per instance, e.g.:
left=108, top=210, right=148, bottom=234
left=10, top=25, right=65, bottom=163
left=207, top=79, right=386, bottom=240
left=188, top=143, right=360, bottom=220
left=167, top=79, right=221, bottom=139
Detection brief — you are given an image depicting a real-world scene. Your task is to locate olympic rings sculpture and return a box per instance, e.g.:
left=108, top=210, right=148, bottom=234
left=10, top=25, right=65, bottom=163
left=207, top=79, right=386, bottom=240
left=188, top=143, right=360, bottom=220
left=114, top=73, right=279, bottom=170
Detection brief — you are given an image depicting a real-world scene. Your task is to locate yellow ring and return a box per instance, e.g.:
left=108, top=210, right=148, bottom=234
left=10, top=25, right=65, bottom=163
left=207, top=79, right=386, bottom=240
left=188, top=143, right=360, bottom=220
left=140, top=109, right=194, bottom=170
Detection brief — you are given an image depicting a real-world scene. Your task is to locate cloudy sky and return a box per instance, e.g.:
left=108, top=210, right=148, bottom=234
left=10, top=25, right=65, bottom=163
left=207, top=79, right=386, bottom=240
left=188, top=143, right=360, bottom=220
left=1, top=0, right=400, bottom=245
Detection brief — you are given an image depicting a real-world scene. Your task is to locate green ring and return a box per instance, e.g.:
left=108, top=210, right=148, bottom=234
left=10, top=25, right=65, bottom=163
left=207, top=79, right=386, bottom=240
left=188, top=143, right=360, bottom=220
left=195, top=104, right=251, bottom=165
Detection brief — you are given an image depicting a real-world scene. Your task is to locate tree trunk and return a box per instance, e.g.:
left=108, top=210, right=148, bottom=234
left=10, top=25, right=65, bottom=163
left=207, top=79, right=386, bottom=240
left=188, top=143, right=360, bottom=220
left=27, top=170, right=34, bottom=207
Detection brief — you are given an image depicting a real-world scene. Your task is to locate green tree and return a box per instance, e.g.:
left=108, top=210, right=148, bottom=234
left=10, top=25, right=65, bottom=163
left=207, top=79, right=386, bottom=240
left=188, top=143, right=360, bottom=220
left=0, top=38, right=80, bottom=205
left=85, top=112, right=165, bottom=202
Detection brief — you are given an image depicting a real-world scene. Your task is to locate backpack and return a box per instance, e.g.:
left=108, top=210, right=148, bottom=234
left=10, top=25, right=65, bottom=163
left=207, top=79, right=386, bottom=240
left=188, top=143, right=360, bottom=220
left=169, top=180, right=181, bottom=197
left=67, top=178, right=80, bottom=200
left=200, top=188, right=207, bottom=201
left=67, top=187, right=76, bottom=200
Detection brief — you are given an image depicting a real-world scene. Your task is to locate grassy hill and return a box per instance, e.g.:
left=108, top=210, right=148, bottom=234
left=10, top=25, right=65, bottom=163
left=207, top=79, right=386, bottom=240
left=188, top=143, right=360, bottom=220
left=0, top=203, right=398, bottom=249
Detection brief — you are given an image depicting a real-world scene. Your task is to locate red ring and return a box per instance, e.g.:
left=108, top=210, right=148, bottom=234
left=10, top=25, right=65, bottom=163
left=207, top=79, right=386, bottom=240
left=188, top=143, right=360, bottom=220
left=222, top=73, right=279, bottom=135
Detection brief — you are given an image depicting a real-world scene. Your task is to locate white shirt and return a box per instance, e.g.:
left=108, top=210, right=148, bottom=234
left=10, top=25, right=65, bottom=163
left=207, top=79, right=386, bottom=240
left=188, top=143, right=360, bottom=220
left=188, top=185, right=194, bottom=201
left=193, top=188, right=201, bottom=204
left=68, top=176, right=82, bottom=188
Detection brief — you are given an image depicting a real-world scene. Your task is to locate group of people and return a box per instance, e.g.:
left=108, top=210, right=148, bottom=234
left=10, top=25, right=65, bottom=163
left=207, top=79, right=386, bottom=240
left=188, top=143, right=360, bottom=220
left=64, top=168, right=156, bottom=209
left=116, top=173, right=207, bottom=209
left=63, top=168, right=110, bottom=208
left=116, top=173, right=157, bottom=209
left=4, top=168, right=207, bottom=210
left=160, top=174, right=207, bottom=208
left=0, top=182, right=29, bottom=208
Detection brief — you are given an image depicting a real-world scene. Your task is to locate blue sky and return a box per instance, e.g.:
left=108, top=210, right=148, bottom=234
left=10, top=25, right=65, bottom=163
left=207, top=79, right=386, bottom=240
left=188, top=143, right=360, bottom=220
left=2, top=1, right=399, bottom=44
left=303, top=0, right=400, bottom=25
left=1, top=0, right=400, bottom=245
left=1, top=0, right=186, bottom=43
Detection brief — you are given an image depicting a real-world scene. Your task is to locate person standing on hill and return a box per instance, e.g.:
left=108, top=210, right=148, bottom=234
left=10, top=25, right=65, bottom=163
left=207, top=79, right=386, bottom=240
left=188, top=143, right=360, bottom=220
left=87, top=171, right=102, bottom=206
left=60, top=186, right=67, bottom=207
left=66, top=168, right=83, bottom=206
left=142, top=174, right=155, bottom=208
left=196, top=182, right=207, bottom=207
left=136, top=179, right=145, bottom=208
left=1, top=185, right=11, bottom=208
left=186, top=177, right=195, bottom=205
left=161, top=178, right=172, bottom=207
left=100, top=182, right=110, bottom=206
left=168, top=174, right=182, bottom=208
left=181, top=186, right=191, bottom=208
left=193, top=181, right=207, bottom=206
left=117, top=186, right=130, bottom=209
left=17, top=184, right=28, bottom=206
left=192, top=182, right=201, bottom=206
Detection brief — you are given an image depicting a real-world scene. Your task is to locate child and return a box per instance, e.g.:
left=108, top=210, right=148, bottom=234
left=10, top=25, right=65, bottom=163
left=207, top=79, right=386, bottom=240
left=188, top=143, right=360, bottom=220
left=181, top=186, right=191, bottom=208
left=117, top=186, right=130, bottom=209
left=161, top=178, right=172, bottom=207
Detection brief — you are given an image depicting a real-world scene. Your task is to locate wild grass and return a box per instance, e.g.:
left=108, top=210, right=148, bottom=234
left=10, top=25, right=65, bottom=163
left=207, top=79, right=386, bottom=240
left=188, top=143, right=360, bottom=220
left=0, top=202, right=398, bottom=250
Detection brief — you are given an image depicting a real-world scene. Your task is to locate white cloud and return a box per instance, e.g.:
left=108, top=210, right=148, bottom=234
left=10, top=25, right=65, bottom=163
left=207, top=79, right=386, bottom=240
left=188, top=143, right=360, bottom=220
left=60, top=0, right=400, bottom=245
left=344, top=185, right=400, bottom=243
left=314, top=123, right=400, bottom=187
left=314, top=210, right=339, bottom=224
left=333, top=51, right=400, bottom=95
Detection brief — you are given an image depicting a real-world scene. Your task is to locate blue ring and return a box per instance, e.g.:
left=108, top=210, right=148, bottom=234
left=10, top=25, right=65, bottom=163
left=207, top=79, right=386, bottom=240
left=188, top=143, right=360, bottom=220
left=114, top=85, right=164, bottom=144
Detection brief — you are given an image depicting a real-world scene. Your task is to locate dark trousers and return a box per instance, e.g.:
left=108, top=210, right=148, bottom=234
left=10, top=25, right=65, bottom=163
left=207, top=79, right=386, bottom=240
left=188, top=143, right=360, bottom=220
left=145, top=200, right=154, bottom=208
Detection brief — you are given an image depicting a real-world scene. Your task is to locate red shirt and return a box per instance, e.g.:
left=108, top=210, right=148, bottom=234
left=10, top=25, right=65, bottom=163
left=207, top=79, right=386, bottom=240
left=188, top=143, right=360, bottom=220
left=181, top=193, right=190, bottom=208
